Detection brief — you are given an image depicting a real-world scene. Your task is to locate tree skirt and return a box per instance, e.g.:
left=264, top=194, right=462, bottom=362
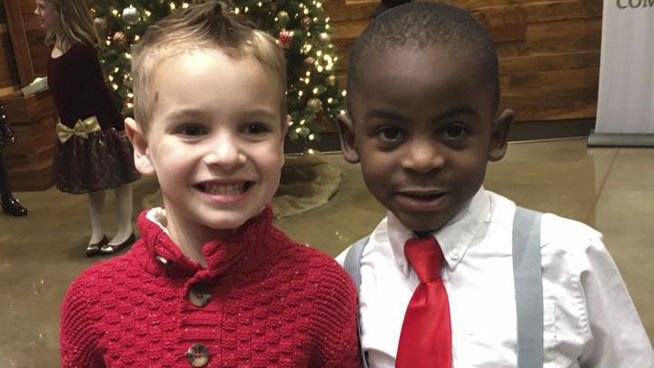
left=139, top=152, right=342, bottom=218
left=272, top=152, right=342, bottom=218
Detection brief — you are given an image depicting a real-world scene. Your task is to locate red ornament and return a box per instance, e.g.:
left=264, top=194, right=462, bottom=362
left=277, top=30, right=293, bottom=49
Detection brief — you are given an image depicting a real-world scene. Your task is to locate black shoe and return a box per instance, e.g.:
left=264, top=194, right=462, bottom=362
left=1, top=196, right=28, bottom=217
left=100, top=233, right=136, bottom=255
left=86, top=235, right=107, bottom=257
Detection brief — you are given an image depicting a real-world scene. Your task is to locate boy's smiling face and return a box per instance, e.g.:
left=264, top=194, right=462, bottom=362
left=339, top=46, right=512, bottom=233
left=128, top=50, right=287, bottom=241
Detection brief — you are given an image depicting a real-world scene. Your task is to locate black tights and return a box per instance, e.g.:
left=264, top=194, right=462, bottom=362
left=0, top=153, right=12, bottom=197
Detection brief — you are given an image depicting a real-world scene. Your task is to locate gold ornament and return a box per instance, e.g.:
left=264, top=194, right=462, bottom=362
left=276, top=10, right=290, bottom=27
left=319, top=32, right=331, bottom=43
left=307, top=98, right=323, bottom=113
left=302, top=16, right=311, bottom=29
left=93, top=17, right=107, bottom=35
left=328, top=75, right=336, bottom=85
left=113, top=31, right=127, bottom=47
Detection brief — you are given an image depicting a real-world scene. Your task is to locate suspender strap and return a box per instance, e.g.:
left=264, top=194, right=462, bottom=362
left=343, top=206, right=543, bottom=368
left=513, top=206, right=544, bottom=368
left=343, top=236, right=370, bottom=368
left=344, top=237, right=368, bottom=294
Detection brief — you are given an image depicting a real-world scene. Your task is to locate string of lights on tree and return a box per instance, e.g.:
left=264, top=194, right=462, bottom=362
left=90, top=0, right=346, bottom=150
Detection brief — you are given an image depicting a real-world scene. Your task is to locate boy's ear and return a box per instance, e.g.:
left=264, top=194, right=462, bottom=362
left=336, top=113, right=360, bottom=163
left=488, top=108, right=514, bottom=162
left=124, top=117, right=155, bottom=176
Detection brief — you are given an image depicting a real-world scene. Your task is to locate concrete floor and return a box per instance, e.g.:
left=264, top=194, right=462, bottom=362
left=0, top=138, right=652, bottom=366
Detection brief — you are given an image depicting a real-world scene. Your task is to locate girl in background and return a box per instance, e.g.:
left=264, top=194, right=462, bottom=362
left=35, top=0, right=139, bottom=256
left=0, top=104, right=27, bottom=217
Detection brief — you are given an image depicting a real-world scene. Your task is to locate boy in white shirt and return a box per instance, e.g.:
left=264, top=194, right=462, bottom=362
left=336, top=2, right=653, bottom=367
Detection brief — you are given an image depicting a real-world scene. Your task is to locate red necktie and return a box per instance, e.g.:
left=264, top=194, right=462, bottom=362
left=396, top=237, right=452, bottom=368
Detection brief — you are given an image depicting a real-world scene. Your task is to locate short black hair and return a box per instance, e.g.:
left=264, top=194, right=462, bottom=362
left=347, top=2, right=500, bottom=111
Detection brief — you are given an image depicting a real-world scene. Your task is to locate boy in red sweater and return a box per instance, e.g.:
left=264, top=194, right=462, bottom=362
left=59, top=3, right=361, bottom=367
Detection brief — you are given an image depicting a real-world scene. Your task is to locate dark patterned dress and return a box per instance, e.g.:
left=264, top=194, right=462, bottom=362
left=0, top=104, right=16, bottom=149
left=47, top=43, right=139, bottom=194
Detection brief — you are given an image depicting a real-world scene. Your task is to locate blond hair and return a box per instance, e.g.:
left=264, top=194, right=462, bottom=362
left=131, top=1, right=287, bottom=131
left=42, top=0, right=101, bottom=48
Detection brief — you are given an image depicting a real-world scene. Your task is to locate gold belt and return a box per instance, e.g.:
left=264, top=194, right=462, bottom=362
left=56, top=116, right=101, bottom=143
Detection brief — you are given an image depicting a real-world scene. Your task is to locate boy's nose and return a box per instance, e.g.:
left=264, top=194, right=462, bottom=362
left=202, top=135, right=246, bottom=171
left=401, top=140, right=445, bottom=174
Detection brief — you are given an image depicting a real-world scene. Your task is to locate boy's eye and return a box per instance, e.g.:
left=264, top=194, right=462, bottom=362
left=377, top=126, right=405, bottom=142
left=175, top=124, right=208, bottom=137
left=442, top=124, right=468, bottom=139
left=240, top=122, right=270, bottom=135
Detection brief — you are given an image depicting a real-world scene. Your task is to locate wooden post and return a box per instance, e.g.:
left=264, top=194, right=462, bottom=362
left=1, top=91, right=57, bottom=191
left=2, top=0, right=34, bottom=87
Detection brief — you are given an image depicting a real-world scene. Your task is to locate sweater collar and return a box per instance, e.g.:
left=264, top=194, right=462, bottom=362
left=135, top=206, right=275, bottom=280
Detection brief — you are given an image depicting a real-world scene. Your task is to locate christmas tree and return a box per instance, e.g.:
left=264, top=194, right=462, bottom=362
left=90, top=0, right=345, bottom=150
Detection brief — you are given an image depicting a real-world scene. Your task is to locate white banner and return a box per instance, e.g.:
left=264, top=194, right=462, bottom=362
left=591, top=0, right=654, bottom=146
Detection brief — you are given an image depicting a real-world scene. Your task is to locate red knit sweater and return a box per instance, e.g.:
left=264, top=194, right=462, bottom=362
left=60, top=208, right=361, bottom=367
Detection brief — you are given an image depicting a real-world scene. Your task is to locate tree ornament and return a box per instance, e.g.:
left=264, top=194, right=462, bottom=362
left=93, top=17, right=107, bottom=35
left=122, top=5, right=140, bottom=25
left=276, top=10, right=290, bottom=27
left=112, top=31, right=127, bottom=47
left=91, top=0, right=346, bottom=151
left=307, top=98, right=323, bottom=113
left=319, top=32, right=331, bottom=43
left=277, top=30, right=293, bottom=49
left=302, top=16, right=312, bottom=29
left=314, top=85, right=326, bottom=95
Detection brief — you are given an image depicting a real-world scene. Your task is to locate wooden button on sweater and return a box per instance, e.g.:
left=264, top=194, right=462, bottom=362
left=186, top=344, right=210, bottom=367
left=188, top=283, right=211, bottom=307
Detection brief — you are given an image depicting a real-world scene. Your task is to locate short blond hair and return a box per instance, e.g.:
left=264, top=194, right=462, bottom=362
left=42, top=0, right=101, bottom=48
left=131, top=1, right=287, bottom=131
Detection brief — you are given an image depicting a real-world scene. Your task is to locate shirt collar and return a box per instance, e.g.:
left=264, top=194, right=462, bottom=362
left=136, top=206, right=275, bottom=280
left=387, top=187, right=492, bottom=274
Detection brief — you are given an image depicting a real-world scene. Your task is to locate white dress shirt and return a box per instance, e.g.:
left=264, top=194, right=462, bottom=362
left=337, top=188, right=653, bottom=368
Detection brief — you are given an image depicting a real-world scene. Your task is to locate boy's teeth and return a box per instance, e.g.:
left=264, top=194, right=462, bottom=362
left=201, top=183, right=245, bottom=195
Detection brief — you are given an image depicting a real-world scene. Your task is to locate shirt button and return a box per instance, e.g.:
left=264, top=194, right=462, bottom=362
left=186, top=343, right=210, bottom=367
left=188, top=283, right=211, bottom=307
